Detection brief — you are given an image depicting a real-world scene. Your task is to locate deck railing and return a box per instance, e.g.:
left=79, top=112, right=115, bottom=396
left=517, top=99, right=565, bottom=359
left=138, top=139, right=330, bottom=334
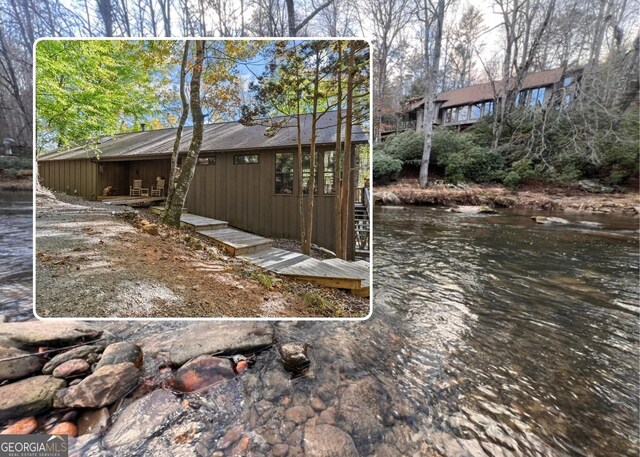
left=380, top=119, right=417, bottom=133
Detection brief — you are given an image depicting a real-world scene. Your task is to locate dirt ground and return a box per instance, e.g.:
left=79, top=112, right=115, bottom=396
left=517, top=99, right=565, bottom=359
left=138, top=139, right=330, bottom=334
left=375, top=179, right=640, bottom=214
left=35, top=191, right=368, bottom=318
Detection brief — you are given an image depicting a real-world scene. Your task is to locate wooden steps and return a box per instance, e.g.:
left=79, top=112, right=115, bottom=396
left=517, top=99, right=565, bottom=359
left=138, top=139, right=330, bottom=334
left=179, top=213, right=227, bottom=231
left=242, top=247, right=310, bottom=273
left=198, top=227, right=273, bottom=256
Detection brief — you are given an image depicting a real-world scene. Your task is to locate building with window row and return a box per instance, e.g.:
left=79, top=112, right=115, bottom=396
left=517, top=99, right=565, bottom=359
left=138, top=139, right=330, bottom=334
left=382, top=68, right=581, bottom=136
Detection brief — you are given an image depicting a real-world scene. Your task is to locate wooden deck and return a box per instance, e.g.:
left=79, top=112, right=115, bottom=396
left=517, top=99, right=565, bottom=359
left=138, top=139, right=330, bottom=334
left=100, top=195, right=166, bottom=207
left=144, top=210, right=370, bottom=296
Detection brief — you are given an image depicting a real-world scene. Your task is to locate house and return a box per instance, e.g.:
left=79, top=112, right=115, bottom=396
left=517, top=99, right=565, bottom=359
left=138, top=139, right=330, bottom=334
left=382, top=68, right=581, bottom=136
left=37, top=111, right=369, bottom=259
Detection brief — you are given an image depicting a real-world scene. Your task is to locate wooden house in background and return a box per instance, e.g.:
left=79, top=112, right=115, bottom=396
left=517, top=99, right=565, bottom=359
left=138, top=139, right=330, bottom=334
left=382, top=68, right=582, bottom=137
left=38, top=112, right=369, bottom=259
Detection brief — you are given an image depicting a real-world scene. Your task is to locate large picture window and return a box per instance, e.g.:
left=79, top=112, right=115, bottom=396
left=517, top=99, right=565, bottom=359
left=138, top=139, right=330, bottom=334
left=233, top=154, right=258, bottom=164
left=275, top=153, right=294, bottom=194
left=324, top=151, right=335, bottom=194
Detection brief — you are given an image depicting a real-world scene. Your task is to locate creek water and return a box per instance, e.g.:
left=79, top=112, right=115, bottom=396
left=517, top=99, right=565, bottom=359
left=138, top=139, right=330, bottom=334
left=371, top=206, right=639, bottom=456
left=0, top=191, right=32, bottom=321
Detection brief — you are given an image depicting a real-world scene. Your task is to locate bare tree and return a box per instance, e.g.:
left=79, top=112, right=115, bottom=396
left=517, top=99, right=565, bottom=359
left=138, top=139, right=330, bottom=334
left=285, top=0, right=335, bottom=36
left=417, top=0, right=446, bottom=187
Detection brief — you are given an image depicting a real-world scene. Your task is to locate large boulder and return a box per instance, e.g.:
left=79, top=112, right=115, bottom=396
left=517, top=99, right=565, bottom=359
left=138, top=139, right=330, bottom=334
left=95, top=342, right=142, bottom=370
left=0, top=375, right=66, bottom=421
left=531, top=216, right=570, bottom=225
left=168, top=322, right=274, bottom=366
left=42, top=344, right=104, bottom=374
left=338, top=377, right=384, bottom=439
left=62, top=362, right=139, bottom=408
left=172, top=356, right=235, bottom=392
left=0, top=322, right=103, bottom=349
left=303, top=424, right=359, bottom=457
left=577, top=179, right=613, bottom=193
left=102, top=389, right=181, bottom=449
left=0, top=347, right=43, bottom=382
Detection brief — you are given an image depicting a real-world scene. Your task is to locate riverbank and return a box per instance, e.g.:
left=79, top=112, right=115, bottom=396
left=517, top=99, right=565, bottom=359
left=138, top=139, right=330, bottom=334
left=374, top=180, right=640, bottom=215
left=0, top=172, right=32, bottom=191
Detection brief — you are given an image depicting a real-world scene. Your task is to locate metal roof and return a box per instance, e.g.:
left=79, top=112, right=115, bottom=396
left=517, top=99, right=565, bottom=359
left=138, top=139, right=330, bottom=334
left=39, top=111, right=369, bottom=162
left=406, top=68, right=566, bottom=111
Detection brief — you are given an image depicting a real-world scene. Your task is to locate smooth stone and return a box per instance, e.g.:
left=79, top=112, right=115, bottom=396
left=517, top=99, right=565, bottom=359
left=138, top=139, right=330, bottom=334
left=317, top=407, right=336, bottom=425
left=172, top=356, right=235, bottom=393
left=450, top=205, right=497, bottom=214
left=42, top=345, right=104, bottom=374
left=95, top=342, right=143, bottom=370
left=77, top=407, right=110, bottom=436
left=0, top=322, right=103, bottom=349
left=303, top=424, right=358, bottom=457
left=278, top=342, right=310, bottom=374
left=0, top=347, right=44, bottom=382
left=382, top=192, right=401, bottom=205
left=310, top=397, right=326, bottom=412
left=63, top=362, right=139, bottom=408
left=53, top=359, right=90, bottom=378
left=48, top=421, right=77, bottom=437
left=272, top=443, right=289, bottom=456
left=578, top=220, right=603, bottom=228
left=0, top=375, right=66, bottom=421
left=284, top=405, right=314, bottom=424
left=168, top=322, right=273, bottom=366
left=338, top=377, right=384, bottom=438
left=102, top=389, right=181, bottom=449
left=217, top=424, right=243, bottom=450
left=532, top=216, right=570, bottom=224
left=1, top=416, right=38, bottom=434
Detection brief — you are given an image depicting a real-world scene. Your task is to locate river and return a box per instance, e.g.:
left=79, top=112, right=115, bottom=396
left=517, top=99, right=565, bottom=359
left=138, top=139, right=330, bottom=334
left=372, top=206, right=639, bottom=456
left=0, top=191, right=32, bottom=321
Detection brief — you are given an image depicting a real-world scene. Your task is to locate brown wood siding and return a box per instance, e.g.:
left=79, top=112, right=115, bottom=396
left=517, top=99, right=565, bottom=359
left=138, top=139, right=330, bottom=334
left=38, top=159, right=98, bottom=200
left=185, top=147, right=353, bottom=255
left=127, top=159, right=170, bottom=192
left=99, top=161, right=129, bottom=195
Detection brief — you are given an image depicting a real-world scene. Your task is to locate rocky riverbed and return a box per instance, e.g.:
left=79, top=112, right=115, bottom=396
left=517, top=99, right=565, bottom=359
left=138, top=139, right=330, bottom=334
left=0, top=319, right=419, bottom=456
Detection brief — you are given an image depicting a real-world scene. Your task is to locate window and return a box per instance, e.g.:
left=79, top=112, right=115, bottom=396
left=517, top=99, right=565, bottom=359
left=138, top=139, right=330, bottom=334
left=451, top=107, right=459, bottom=122
left=484, top=101, right=494, bottom=115
left=197, top=156, right=215, bottom=165
left=444, top=108, right=452, bottom=123
left=563, top=76, right=572, bottom=87
left=233, top=154, right=258, bottom=164
left=324, top=151, right=335, bottom=194
left=470, top=104, right=481, bottom=120
left=302, top=151, right=319, bottom=194
left=275, top=153, right=294, bottom=194
left=535, top=87, right=546, bottom=106
left=528, top=88, right=538, bottom=106
left=458, top=105, right=468, bottom=122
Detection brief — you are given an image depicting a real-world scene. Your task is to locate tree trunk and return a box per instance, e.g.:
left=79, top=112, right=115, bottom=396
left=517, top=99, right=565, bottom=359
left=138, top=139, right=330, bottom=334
left=163, top=40, right=205, bottom=227
left=339, top=43, right=355, bottom=258
left=302, top=49, right=321, bottom=255
left=163, top=41, right=190, bottom=222
left=418, top=0, right=445, bottom=188
left=334, top=42, right=344, bottom=259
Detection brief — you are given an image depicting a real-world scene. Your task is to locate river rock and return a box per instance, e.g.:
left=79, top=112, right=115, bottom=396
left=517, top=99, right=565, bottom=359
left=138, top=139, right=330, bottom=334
left=42, top=344, right=104, bottom=374
left=102, top=389, right=181, bottom=449
left=0, top=375, right=66, bottom=421
left=285, top=405, right=315, bottom=424
left=278, top=342, right=310, bottom=374
left=532, top=216, right=570, bottom=224
left=62, top=362, right=139, bottom=408
left=53, top=359, right=90, bottom=378
left=338, top=377, right=384, bottom=438
left=95, top=342, right=142, bottom=370
left=381, top=192, right=401, bottom=205
left=577, top=179, right=613, bottom=193
left=0, top=322, right=103, bottom=349
left=303, top=424, right=358, bottom=457
left=0, top=347, right=44, bottom=382
left=450, top=205, right=497, bottom=214
left=172, top=356, right=235, bottom=392
left=77, top=407, right=110, bottom=436
left=577, top=220, right=603, bottom=228
left=1, top=416, right=38, bottom=434
left=168, top=322, right=274, bottom=366
left=48, top=421, right=77, bottom=437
